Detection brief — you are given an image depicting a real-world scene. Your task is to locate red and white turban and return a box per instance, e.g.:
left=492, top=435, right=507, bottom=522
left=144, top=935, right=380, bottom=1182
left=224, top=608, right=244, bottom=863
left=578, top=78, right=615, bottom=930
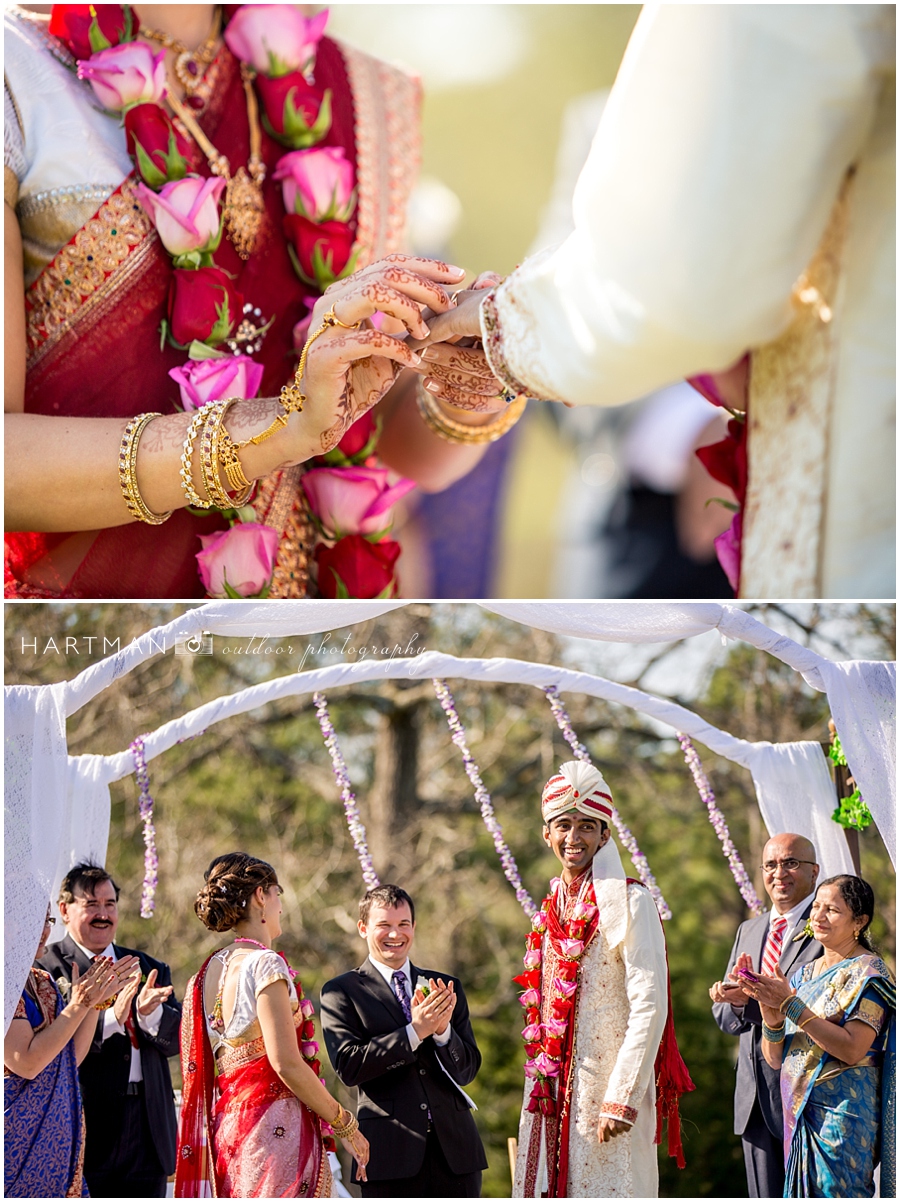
left=541, top=761, right=614, bottom=824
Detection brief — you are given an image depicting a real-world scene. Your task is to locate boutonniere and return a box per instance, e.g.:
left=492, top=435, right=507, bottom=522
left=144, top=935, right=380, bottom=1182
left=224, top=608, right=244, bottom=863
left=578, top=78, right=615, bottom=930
left=57, top=976, right=73, bottom=1000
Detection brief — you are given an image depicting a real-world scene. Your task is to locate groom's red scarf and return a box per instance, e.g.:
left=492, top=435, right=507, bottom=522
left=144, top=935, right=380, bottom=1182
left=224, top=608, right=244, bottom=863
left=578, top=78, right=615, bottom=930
left=7, top=38, right=356, bottom=598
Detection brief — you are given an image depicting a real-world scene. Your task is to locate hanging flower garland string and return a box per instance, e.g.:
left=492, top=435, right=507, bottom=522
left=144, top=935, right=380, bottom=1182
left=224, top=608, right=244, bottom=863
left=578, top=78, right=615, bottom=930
left=129, top=736, right=159, bottom=918
left=313, top=692, right=380, bottom=889
left=543, top=685, right=671, bottom=920
left=677, top=733, right=764, bottom=914
left=432, top=679, right=536, bottom=917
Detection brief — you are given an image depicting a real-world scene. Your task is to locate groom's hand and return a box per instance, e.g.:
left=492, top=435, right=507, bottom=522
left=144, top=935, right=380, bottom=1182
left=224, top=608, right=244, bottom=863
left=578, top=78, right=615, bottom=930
left=411, top=982, right=455, bottom=1039
left=597, top=1116, right=631, bottom=1142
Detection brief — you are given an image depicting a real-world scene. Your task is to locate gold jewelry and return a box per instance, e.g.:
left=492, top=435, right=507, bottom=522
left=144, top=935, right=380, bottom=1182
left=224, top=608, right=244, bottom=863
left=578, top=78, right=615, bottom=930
left=216, top=402, right=255, bottom=494
left=165, top=65, right=265, bottom=260
left=198, top=401, right=254, bottom=509
left=416, top=381, right=527, bottom=445
left=331, top=1108, right=360, bottom=1139
left=141, top=8, right=222, bottom=96
left=247, top=308, right=364, bottom=447
left=118, top=414, right=173, bottom=525
left=180, top=408, right=213, bottom=508
left=798, top=1013, right=817, bottom=1029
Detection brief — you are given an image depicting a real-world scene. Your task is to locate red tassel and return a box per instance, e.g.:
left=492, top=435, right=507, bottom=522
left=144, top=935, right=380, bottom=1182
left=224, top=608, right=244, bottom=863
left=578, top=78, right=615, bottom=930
left=652, top=946, right=695, bottom=1168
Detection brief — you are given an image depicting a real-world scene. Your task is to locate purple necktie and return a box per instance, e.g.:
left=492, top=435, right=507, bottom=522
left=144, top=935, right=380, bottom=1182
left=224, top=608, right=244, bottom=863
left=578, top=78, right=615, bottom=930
left=391, top=970, right=412, bottom=1022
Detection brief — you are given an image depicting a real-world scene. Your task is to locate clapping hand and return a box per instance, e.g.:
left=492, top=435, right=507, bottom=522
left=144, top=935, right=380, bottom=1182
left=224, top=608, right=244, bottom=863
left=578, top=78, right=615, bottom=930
left=70, top=957, right=119, bottom=1010
left=136, top=968, right=173, bottom=1017
left=411, top=978, right=456, bottom=1039
left=112, top=959, right=144, bottom=1025
left=732, top=953, right=793, bottom=1026
left=708, top=976, right=749, bottom=1007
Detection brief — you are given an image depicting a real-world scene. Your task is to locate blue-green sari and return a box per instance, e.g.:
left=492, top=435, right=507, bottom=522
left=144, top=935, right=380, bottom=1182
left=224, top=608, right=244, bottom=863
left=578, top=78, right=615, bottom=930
left=781, top=954, right=895, bottom=1198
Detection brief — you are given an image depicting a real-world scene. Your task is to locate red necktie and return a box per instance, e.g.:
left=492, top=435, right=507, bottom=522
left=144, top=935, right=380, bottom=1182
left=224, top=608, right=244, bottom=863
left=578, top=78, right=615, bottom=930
left=761, top=917, right=787, bottom=977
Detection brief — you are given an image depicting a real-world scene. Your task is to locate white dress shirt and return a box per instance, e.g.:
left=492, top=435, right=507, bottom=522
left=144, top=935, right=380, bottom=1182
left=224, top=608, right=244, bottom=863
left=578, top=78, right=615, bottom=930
left=72, top=939, right=162, bottom=1083
left=366, top=955, right=451, bottom=1050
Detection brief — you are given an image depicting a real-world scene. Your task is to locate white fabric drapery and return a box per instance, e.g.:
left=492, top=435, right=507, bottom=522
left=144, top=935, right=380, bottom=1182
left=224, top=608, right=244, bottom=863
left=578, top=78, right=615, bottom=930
left=5, top=603, right=891, bottom=1034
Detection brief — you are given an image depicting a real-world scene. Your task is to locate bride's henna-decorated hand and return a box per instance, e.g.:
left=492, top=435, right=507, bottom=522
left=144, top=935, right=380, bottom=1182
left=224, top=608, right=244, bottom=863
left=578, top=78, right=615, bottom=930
left=290, top=254, right=465, bottom=454
left=417, top=342, right=509, bottom=413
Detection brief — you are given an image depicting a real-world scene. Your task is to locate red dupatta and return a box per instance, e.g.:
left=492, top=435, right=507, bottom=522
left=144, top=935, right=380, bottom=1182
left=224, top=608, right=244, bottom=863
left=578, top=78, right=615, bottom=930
left=176, top=953, right=220, bottom=1197
left=7, top=32, right=419, bottom=598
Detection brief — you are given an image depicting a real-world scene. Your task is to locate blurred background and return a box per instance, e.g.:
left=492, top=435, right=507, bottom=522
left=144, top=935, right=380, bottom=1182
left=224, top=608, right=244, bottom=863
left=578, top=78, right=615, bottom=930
left=7, top=601, right=895, bottom=1197
left=328, top=6, right=734, bottom=599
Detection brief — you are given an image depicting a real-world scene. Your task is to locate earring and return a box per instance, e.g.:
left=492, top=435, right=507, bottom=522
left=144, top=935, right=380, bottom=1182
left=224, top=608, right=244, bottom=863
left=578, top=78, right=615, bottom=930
left=261, top=909, right=267, bottom=925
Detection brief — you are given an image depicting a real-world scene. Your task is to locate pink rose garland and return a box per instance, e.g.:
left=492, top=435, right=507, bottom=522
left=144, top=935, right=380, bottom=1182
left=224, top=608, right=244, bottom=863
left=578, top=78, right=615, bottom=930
left=314, top=692, right=380, bottom=888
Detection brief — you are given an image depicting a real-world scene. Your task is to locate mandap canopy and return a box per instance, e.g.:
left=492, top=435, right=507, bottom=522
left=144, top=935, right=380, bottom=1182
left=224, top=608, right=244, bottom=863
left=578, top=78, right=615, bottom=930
left=5, top=601, right=895, bottom=1034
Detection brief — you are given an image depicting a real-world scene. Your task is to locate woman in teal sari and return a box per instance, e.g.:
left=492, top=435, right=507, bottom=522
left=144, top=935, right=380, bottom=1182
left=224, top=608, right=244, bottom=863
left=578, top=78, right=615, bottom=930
left=737, top=875, right=895, bottom=1198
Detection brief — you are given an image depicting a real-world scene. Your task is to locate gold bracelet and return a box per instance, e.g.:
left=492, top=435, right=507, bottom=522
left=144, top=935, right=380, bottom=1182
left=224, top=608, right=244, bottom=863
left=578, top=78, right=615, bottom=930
left=199, top=400, right=254, bottom=509
left=332, top=1110, right=359, bottom=1139
left=180, top=408, right=213, bottom=508
left=118, top=413, right=173, bottom=525
left=215, top=399, right=255, bottom=494
left=416, top=380, right=527, bottom=445
left=798, top=1012, right=817, bottom=1029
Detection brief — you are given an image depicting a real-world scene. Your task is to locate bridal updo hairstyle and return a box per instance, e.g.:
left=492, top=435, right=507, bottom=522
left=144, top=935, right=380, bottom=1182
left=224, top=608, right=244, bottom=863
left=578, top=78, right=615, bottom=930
left=817, top=873, right=876, bottom=951
left=195, top=852, right=279, bottom=933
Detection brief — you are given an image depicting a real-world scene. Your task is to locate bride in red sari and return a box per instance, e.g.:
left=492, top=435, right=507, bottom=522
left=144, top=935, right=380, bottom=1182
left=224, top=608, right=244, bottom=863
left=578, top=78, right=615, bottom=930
left=4, top=3, right=514, bottom=598
left=177, top=852, right=369, bottom=1198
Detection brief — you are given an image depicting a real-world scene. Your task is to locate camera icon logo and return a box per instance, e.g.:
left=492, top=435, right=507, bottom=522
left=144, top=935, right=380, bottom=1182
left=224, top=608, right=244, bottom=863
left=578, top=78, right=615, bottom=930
left=174, top=632, right=214, bottom=656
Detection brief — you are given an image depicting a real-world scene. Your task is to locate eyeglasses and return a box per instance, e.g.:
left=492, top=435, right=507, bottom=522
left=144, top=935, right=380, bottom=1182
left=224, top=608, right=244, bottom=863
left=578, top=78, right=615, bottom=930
left=760, top=858, right=816, bottom=874
left=43, top=915, right=56, bottom=926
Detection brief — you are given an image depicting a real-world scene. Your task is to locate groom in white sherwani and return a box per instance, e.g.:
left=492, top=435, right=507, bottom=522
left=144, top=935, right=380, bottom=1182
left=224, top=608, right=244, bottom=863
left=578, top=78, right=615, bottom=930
left=514, top=761, right=692, bottom=1198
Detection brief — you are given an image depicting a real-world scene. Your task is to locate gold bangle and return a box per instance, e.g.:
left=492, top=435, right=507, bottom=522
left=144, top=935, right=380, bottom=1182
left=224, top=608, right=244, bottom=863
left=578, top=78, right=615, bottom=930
left=798, top=1012, right=817, bottom=1029
left=118, top=413, right=173, bottom=525
left=199, top=400, right=254, bottom=509
left=216, top=400, right=255, bottom=494
left=416, top=381, right=527, bottom=445
left=332, top=1110, right=359, bottom=1139
left=180, top=408, right=213, bottom=508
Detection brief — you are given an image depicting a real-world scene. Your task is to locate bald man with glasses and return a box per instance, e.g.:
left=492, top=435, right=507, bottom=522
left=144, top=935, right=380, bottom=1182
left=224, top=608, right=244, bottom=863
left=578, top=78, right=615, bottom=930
left=709, top=834, right=823, bottom=1197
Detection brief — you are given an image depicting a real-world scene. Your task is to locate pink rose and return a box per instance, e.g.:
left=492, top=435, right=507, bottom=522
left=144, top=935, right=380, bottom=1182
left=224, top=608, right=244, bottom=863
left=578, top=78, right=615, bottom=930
left=533, top=1053, right=560, bottom=1078
left=532, top=911, right=548, bottom=933
left=521, top=1022, right=543, bottom=1042
left=77, top=41, right=166, bottom=111
left=544, top=1018, right=568, bottom=1037
left=571, top=902, right=597, bottom=921
left=196, top=523, right=278, bottom=597
left=274, top=146, right=355, bottom=222
left=519, top=988, right=541, bottom=1008
left=300, top=998, right=316, bottom=1019
left=169, top=355, right=264, bottom=411
left=559, top=939, right=584, bottom=959
left=135, top=175, right=225, bottom=258
left=301, top=1040, right=319, bottom=1058
left=523, top=949, right=542, bottom=969
left=224, top=6, right=328, bottom=77
left=554, top=977, right=578, bottom=998
left=302, top=466, right=415, bottom=537
left=523, top=1059, right=541, bottom=1079
left=714, top=510, right=742, bottom=593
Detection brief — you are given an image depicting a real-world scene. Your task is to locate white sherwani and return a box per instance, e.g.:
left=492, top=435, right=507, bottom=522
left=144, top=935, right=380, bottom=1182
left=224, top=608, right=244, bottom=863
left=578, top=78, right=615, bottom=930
left=514, top=877, right=668, bottom=1198
left=482, top=5, right=894, bottom=598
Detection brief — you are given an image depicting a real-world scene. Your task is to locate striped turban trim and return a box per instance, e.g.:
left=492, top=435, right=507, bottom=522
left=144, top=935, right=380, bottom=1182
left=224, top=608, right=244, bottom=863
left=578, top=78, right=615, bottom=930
left=541, top=761, right=614, bottom=823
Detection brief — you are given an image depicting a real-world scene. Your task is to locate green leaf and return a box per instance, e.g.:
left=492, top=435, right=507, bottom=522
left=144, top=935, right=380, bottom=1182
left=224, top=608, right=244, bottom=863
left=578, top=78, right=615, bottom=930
left=334, top=245, right=361, bottom=284
left=207, top=295, right=234, bottom=346
left=133, top=140, right=168, bottom=190
left=286, top=242, right=317, bottom=288
left=122, top=5, right=136, bottom=42
left=187, top=340, right=230, bottom=362
left=87, top=8, right=113, bottom=53
left=828, top=732, right=847, bottom=766
left=831, top=789, right=873, bottom=831
left=222, top=575, right=244, bottom=600
left=704, top=497, right=740, bottom=513
left=172, top=250, right=203, bottom=270
left=162, top=130, right=188, bottom=182
left=375, top=582, right=396, bottom=599
left=329, top=568, right=350, bottom=600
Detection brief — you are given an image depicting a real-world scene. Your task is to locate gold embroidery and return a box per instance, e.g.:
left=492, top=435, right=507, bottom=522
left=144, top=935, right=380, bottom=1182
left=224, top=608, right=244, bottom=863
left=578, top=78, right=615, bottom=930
left=25, top=179, right=156, bottom=365
left=252, top=466, right=313, bottom=598
left=741, top=172, right=854, bottom=597
left=337, top=40, right=422, bottom=265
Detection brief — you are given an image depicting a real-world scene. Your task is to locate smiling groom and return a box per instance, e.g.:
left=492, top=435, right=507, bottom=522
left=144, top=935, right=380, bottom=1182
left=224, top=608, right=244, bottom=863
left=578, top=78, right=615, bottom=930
left=321, top=883, right=488, bottom=1196
left=514, top=762, right=693, bottom=1198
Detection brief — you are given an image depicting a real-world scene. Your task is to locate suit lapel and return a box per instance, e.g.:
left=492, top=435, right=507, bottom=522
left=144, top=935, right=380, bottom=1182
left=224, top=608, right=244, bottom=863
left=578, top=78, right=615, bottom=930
left=60, top=933, right=93, bottom=976
left=780, top=903, right=818, bottom=977
left=358, top=958, right=408, bottom=1025
left=752, top=914, right=771, bottom=971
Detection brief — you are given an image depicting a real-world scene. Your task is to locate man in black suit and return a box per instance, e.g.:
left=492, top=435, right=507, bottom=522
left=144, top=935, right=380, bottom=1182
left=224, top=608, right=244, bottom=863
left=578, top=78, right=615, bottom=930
left=710, top=833, right=823, bottom=1197
left=321, top=883, right=488, bottom=1197
left=39, top=862, right=181, bottom=1198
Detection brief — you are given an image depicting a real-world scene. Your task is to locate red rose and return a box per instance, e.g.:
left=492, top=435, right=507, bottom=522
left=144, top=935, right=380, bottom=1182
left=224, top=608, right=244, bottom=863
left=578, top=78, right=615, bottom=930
left=49, top=4, right=138, bottom=60
left=256, top=72, right=332, bottom=148
left=283, top=213, right=355, bottom=289
left=566, top=920, right=585, bottom=939
left=337, top=411, right=378, bottom=460
left=551, top=997, right=573, bottom=1019
left=525, top=1007, right=540, bottom=1026
left=544, top=1036, right=563, bottom=1057
left=695, top=417, right=747, bottom=504
left=512, top=969, right=541, bottom=990
left=315, top=535, right=400, bottom=599
left=524, top=1042, right=542, bottom=1058
left=526, top=931, right=542, bottom=951
left=556, top=960, right=578, bottom=982
left=301, top=1019, right=316, bottom=1040
left=125, top=103, right=191, bottom=187
left=167, top=266, right=244, bottom=348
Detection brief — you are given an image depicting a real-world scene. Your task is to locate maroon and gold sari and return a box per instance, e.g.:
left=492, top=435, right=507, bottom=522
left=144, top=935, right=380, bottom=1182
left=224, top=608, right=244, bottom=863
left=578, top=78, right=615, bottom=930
left=6, top=32, right=419, bottom=598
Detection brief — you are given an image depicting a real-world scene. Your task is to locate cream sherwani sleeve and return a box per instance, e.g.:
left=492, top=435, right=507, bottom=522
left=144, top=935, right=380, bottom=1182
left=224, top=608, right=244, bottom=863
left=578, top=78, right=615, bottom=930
left=482, top=5, right=886, bottom=408
left=598, top=883, right=667, bottom=1123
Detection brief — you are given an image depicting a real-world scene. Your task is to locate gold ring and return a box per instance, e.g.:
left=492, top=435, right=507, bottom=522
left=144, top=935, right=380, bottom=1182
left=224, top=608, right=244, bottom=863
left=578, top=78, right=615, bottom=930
left=323, top=305, right=361, bottom=331
left=450, top=290, right=464, bottom=304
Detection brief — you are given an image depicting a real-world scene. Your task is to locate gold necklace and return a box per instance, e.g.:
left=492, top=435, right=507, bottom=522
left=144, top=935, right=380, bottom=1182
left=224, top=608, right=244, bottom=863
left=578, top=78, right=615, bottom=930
left=141, top=8, right=223, bottom=98
left=166, top=65, right=266, bottom=261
